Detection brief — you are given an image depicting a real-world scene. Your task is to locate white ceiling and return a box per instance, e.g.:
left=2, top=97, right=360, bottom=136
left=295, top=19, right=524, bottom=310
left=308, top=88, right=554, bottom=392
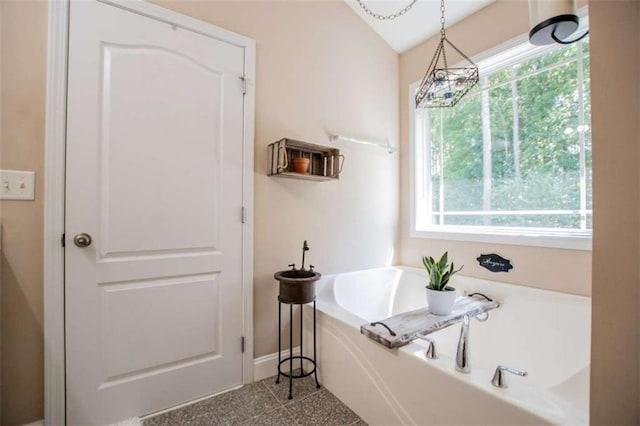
left=344, top=0, right=496, bottom=53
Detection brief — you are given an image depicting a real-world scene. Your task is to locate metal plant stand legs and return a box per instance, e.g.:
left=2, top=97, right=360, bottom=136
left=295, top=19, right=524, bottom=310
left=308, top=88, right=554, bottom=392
left=276, top=298, right=320, bottom=399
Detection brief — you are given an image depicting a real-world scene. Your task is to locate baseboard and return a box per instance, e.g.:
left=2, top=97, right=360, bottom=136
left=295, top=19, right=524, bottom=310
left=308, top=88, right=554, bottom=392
left=21, top=421, right=44, bottom=426
left=253, top=347, right=301, bottom=382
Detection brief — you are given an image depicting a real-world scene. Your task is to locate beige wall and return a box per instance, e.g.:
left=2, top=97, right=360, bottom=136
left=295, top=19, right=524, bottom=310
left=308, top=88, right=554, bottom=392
left=0, top=1, right=399, bottom=423
left=0, top=1, right=47, bottom=425
left=398, top=0, right=592, bottom=296
left=589, top=1, right=640, bottom=423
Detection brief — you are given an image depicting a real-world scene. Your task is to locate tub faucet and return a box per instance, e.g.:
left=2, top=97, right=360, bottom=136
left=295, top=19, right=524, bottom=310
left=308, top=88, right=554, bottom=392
left=456, top=315, right=471, bottom=373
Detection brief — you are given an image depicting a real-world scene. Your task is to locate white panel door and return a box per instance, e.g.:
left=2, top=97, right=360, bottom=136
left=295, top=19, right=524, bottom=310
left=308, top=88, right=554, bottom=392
left=65, top=2, right=246, bottom=424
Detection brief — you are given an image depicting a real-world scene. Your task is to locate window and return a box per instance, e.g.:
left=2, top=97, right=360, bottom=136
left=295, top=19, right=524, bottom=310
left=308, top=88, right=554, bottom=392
left=410, top=37, right=591, bottom=250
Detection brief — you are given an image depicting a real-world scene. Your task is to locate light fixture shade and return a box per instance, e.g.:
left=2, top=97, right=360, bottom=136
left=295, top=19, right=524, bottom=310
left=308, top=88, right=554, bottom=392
left=416, top=67, right=479, bottom=108
left=415, top=38, right=479, bottom=109
left=528, top=0, right=579, bottom=45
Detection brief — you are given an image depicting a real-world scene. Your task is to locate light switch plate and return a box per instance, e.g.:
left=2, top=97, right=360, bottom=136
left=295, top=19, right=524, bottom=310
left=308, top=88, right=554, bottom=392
left=0, top=170, right=36, bottom=200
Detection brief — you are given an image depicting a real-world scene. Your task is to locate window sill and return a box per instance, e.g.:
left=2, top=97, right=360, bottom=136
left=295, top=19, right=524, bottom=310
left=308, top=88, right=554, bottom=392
left=410, top=227, right=592, bottom=251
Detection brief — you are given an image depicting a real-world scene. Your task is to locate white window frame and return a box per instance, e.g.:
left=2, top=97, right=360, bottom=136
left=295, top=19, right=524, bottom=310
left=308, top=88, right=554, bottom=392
left=409, top=30, right=591, bottom=251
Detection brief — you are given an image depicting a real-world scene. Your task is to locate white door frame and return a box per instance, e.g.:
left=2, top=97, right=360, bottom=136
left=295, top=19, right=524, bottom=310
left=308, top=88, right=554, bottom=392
left=44, top=1, right=255, bottom=424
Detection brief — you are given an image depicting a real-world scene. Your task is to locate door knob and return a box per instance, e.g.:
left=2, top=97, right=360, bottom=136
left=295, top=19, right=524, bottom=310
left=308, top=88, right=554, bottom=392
left=73, top=233, right=92, bottom=248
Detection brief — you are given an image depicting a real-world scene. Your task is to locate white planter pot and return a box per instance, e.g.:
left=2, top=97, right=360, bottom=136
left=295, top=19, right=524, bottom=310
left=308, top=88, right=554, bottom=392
left=426, top=287, right=457, bottom=315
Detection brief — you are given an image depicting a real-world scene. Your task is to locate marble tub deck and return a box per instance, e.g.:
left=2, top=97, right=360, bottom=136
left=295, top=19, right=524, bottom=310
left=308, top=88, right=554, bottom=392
left=142, top=371, right=366, bottom=426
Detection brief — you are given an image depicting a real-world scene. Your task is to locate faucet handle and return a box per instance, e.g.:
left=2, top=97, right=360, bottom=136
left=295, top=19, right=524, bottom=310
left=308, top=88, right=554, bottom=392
left=309, top=265, right=315, bottom=271
left=288, top=263, right=296, bottom=270
left=491, top=365, right=528, bottom=388
left=416, top=335, right=438, bottom=359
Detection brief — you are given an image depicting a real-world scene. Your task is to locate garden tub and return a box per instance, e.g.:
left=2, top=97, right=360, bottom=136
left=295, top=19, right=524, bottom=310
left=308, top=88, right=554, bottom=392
left=303, top=266, right=590, bottom=425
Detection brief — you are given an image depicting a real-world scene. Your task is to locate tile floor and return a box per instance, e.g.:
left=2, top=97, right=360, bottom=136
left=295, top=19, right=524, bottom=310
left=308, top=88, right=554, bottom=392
left=142, top=371, right=366, bottom=426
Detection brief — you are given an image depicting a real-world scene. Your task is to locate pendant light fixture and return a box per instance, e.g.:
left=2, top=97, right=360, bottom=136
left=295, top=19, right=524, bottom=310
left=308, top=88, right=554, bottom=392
left=528, top=0, right=588, bottom=45
left=415, top=0, right=479, bottom=109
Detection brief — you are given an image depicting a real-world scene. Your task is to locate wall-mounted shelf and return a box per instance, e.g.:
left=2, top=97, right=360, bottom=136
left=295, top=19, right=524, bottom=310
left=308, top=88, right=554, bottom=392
left=268, top=138, right=343, bottom=181
left=271, top=172, right=336, bottom=182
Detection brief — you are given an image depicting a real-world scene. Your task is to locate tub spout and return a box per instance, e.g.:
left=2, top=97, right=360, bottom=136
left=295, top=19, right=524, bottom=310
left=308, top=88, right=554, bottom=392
left=456, top=315, right=471, bottom=373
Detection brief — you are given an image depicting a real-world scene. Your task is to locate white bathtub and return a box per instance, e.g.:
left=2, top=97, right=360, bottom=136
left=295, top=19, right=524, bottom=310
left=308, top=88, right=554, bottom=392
left=303, top=266, right=590, bottom=425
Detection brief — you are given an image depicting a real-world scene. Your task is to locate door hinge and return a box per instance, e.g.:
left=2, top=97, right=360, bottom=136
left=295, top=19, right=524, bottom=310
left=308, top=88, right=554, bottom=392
left=241, top=336, right=245, bottom=353
left=240, top=75, right=247, bottom=95
left=61, top=233, right=65, bottom=247
left=241, top=206, right=247, bottom=224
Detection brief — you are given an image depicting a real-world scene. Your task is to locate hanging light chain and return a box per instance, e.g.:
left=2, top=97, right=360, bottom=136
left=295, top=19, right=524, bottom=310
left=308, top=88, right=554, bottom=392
left=355, top=0, right=418, bottom=21
left=439, top=0, right=448, bottom=69
left=439, top=0, right=446, bottom=37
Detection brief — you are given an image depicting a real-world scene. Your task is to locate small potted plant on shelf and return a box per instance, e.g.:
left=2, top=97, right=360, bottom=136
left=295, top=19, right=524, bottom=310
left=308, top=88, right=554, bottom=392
left=291, top=156, right=310, bottom=174
left=423, top=252, right=463, bottom=315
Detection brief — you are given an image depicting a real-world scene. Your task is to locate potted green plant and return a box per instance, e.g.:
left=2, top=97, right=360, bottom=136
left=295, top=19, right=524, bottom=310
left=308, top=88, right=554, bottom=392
left=422, top=252, right=463, bottom=315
